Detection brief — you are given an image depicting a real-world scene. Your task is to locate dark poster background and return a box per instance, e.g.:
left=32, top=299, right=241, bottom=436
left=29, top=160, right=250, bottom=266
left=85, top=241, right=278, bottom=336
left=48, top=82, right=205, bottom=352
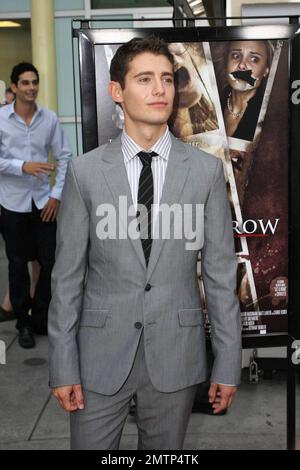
left=75, top=27, right=291, bottom=339
left=208, top=40, right=289, bottom=337
left=233, top=42, right=288, bottom=335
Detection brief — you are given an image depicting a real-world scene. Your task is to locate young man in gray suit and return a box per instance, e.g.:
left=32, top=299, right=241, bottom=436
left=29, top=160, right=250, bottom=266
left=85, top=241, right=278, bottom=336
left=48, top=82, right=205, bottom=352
left=48, top=36, right=241, bottom=450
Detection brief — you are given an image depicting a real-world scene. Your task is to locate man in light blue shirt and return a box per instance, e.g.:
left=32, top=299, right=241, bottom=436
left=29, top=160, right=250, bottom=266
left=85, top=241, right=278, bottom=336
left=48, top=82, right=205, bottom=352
left=0, top=62, right=72, bottom=348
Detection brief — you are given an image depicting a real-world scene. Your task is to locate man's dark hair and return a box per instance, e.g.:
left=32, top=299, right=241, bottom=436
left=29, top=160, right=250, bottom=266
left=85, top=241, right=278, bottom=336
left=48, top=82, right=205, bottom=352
left=10, top=62, right=39, bottom=85
left=110, top=36, right=174, bottom=89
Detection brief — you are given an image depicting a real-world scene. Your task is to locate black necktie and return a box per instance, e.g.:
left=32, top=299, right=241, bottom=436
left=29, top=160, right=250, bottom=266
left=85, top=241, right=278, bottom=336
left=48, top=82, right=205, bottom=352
left=137, top=151, right=158, bottom=266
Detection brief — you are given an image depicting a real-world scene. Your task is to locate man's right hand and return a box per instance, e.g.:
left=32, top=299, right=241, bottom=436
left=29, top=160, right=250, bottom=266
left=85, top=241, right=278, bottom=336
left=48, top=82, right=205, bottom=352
left=52, top=384, right=84, bottom=412
left=22, top=162, right=55, bottom=180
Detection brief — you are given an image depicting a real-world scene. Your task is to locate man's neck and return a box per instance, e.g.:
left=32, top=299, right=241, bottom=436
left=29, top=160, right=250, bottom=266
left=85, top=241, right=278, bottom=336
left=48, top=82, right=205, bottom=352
left=124, top=122, right=168, bottom=150
left=14, top=100, right=37, bottom=124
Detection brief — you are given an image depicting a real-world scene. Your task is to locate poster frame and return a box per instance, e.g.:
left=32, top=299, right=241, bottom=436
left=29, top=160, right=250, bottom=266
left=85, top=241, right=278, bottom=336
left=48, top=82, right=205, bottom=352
left=72, top=21, right=300, bottom=350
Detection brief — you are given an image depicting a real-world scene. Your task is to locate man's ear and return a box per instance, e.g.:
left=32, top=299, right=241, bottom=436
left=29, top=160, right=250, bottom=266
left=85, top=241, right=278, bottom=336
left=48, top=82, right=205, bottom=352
left=10, top=83, right=17, bottom=94
left=108, top=81, right=124, bottom=104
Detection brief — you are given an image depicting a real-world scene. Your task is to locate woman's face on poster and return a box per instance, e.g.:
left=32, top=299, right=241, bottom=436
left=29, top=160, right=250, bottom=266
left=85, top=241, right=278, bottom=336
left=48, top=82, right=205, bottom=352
left=169, top=42, right=204, bottom=108
left=227, top=41, right=270, bottom=92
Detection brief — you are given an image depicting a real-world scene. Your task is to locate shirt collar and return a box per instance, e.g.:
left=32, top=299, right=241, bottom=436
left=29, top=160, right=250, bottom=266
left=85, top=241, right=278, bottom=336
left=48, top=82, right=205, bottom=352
left=7, top=102, right=15, bottom=117
left=121, top=127, right=171, bottom=164
left=8, top=102, right=43, bottom=119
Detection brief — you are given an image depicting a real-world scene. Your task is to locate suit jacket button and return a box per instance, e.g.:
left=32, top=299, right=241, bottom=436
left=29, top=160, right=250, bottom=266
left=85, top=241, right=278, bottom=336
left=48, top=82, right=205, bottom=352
left=145, top=284, right=151, bottom=291
left=134, top=322, right=143, bottom=329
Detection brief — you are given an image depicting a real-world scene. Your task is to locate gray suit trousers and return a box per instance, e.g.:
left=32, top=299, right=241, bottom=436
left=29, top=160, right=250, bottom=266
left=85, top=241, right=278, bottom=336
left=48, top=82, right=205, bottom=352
left=70, top=333, right=198, bottom=450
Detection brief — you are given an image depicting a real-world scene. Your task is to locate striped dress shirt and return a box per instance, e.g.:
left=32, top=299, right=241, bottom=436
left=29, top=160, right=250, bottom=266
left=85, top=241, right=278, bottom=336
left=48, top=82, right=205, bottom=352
left=121, top=127, right=171, bottom=227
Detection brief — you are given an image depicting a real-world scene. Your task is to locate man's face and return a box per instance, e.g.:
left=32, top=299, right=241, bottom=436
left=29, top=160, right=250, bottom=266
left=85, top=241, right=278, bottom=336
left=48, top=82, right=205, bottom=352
left=11, top=71, right=39, bottom=104
left=110, top=52, right=175, bottom=127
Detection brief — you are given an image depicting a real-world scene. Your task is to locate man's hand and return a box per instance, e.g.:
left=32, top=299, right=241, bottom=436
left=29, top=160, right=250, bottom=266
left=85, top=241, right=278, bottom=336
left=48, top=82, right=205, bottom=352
left=41, top=197, right=60, bottom=222
left=22, top=161, right=55, bottom=180
left=52, top=384, right=84, bottom=412
left=208, top=382, right=237, bottom=414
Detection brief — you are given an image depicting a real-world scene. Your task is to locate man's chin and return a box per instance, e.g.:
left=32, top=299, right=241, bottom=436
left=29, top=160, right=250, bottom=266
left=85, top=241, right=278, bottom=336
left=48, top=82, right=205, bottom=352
left=145, top=112, right=172, bottom=124
left=144, top=119, right=170, bottom=126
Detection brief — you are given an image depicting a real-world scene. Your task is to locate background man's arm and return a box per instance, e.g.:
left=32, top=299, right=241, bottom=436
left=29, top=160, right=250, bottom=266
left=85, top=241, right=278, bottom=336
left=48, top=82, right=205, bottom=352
left=41, top=115, right=73, bottom=222
left=49, top=114, right=73, bottom=202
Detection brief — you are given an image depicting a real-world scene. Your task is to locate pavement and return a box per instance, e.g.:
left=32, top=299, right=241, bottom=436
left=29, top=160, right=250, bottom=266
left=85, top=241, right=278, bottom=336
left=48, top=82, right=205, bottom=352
left=0, top=238, right=299, bottom=450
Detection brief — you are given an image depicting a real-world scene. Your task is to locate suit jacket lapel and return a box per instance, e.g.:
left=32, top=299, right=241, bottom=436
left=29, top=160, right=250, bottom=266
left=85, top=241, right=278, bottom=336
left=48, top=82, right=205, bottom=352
left=101, top=136, right=147, bottom=270
left=146, top=135, right=190, bottom=281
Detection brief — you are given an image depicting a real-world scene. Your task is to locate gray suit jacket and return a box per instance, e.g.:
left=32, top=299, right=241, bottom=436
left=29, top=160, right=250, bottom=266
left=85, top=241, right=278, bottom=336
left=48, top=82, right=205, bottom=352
left=48, top=134, right=241, bottom=395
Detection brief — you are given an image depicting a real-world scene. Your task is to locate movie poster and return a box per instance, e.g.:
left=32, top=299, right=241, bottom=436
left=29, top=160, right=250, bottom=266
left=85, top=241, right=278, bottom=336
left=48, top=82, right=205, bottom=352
left=94, top=38, right=289, bottom=337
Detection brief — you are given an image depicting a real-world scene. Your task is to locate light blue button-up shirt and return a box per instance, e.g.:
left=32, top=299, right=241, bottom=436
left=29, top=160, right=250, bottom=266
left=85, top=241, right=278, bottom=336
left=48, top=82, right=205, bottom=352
left=0, top=103, right=72, bottom=212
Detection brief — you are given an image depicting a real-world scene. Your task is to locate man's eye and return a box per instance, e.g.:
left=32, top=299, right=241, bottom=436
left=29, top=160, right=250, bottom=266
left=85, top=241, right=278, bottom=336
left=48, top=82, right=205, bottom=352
left=139, top=77, right=151, bottom=83
left=163, top=77, right=174, bottom=84
left=250, top=56, right=260, bottom=64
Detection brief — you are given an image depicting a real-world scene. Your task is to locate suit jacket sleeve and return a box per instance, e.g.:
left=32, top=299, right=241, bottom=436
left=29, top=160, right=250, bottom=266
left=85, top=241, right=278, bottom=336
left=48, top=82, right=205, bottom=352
left=201, top=158, right=242, bottom=385
left=48, top=161, right=89, bottom=387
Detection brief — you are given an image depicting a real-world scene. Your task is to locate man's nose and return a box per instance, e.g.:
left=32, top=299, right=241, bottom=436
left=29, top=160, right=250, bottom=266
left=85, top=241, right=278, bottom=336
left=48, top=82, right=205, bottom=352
left=152, top=79, right=165, bottom=95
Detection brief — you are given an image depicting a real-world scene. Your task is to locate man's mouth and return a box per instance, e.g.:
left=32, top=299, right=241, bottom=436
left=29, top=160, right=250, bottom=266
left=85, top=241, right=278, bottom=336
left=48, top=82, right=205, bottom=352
left=148, top=102, right=168, bottom=107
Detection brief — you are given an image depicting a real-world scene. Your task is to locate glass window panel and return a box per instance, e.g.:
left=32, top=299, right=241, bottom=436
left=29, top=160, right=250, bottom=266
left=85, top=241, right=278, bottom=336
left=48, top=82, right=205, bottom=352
left=61, top=122, right=83, bottom=157
left=0, top=0, right=30, bottom=13
left=55, top=0, right=85, bottom=11
left=92, top=0, right=169, bottom=8
left=91, top=15, right=133, bottom=28
left=55, top=17, right=82, bottom=118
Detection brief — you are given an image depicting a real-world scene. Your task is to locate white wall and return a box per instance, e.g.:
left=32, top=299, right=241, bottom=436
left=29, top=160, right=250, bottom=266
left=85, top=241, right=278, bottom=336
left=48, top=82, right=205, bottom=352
left=229, top=0, right=300, bottom=24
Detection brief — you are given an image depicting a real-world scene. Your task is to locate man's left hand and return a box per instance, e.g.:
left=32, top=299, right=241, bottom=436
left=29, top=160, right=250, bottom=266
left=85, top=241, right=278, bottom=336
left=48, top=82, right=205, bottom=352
left=41, top=197, right=60, bottom=222
left=208, top=382, right=237, bottom=414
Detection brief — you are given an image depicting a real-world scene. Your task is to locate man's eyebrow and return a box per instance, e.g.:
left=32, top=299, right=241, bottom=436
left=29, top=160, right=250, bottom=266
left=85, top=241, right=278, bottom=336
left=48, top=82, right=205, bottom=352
left=133, top=71, right=154, bottom=78
left=133, top=71, right=174, bottom=78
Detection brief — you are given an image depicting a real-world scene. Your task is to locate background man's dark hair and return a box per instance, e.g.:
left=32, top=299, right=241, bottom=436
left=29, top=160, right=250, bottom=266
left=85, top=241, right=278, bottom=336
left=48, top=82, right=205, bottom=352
left=10, top=62, right=39, bottom=85
left=110, top=36, right=174, bottom=89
